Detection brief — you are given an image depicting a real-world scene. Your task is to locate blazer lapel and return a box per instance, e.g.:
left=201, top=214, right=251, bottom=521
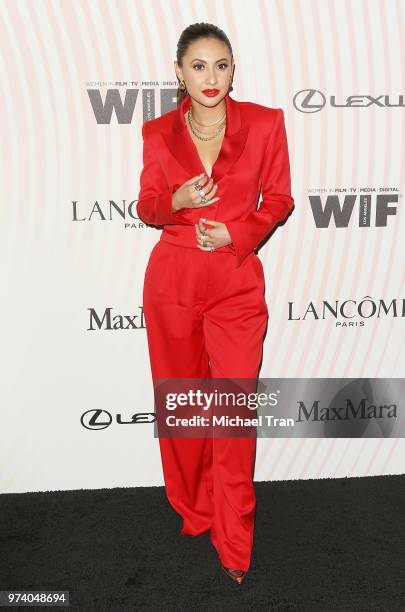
left=161, top=93, right=249, bottom=183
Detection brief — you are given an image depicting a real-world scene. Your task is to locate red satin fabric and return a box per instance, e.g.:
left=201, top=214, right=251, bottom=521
left=136, top=93, right=294, bottom=268
left=143, top=241, right=268, bottom=571
left=136, top=93, right=294, bottom=571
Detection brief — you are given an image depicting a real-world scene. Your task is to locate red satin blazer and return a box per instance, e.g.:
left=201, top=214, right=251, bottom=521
left=136, top=93, right=294, bottom=268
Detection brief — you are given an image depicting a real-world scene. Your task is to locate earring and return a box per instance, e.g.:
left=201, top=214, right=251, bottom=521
left=179, top=79, right=187, bottom=91
left=228, top=81, right=233, bottom=92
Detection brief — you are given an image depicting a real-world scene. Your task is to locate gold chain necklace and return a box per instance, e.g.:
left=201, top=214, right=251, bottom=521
left=187, top=108, right=226, bottom=141
left=191, top=109, right=226, bottom=127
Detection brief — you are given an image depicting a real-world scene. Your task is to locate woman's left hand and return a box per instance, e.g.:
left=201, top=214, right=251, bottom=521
left=195, top=219, right=232, bottom=251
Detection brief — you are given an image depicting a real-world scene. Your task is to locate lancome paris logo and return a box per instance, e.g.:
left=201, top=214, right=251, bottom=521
left=71, top=200, right=144, bottom=229
left=81, top=409, right=156, bottom=430
left=88, top=307, right=145, bottom=330
left=288, top=296, right=405, bottom=326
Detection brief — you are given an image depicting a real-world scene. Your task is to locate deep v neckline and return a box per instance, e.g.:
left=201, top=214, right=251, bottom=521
left=162, top=93, right=248, bottom=185
left=183, top=109, right=226, bottom=179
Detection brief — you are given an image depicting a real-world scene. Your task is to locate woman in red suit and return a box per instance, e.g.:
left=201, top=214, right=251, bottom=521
left=136, top=23, right=294, bottom=585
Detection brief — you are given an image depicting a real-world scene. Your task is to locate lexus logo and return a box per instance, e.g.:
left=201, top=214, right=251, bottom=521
left=81, top=409, right=156, bottom=430
left=293, top=89, right=326, bottom=113
left=293, top=89, right=404, bottom=112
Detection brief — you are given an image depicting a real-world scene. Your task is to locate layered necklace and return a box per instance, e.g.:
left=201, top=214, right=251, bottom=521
left=187, top=106, right=226, bottom=141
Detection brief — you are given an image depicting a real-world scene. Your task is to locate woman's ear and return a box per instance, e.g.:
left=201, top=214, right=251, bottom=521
left=174, top=61, right=182, bottom=82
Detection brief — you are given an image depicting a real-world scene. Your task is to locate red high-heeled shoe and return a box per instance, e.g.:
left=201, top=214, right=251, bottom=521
left=221, top=565, right=247, bottom=584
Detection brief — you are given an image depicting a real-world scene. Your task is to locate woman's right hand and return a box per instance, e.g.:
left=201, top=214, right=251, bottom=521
left=172, top=173, right=220, bottom=212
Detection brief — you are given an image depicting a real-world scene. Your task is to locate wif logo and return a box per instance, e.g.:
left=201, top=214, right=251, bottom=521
left=310, top=192, right=399, bottom=227
left=87, top=88, right=177, bottom=124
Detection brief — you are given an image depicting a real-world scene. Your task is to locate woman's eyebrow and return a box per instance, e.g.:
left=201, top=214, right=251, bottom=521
left=191, top=58, right=229, bottom=63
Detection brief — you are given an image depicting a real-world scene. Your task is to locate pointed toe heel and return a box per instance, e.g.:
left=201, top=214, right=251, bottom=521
left=221, top=565, right=247, bottom=584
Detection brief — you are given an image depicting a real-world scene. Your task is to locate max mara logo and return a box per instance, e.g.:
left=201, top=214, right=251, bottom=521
left=297, top=399, right=397, bottom=422
left=88, top=307, right=145, bottom=330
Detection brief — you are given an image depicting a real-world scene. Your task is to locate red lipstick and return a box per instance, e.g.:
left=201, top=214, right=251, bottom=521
left=202, top=89, right=219, bottom=97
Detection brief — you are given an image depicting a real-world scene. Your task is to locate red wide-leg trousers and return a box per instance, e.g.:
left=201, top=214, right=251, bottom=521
left=142, top=240, right=268, bottom=571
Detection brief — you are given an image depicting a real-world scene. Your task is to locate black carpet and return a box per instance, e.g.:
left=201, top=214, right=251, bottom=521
left=1, top=475, right=404, bottom=611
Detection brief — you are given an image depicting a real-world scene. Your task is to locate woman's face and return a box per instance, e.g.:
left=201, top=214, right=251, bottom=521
left=175, top=37, right=234, bottom=106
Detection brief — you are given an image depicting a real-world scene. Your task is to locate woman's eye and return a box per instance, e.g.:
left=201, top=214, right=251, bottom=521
left=193, top=63, right=229, bottom=70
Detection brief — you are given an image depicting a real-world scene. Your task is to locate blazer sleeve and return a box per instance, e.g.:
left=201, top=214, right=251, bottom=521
left=136, top=121, right=188, bottom=226
left=225, top=108, right=295, bottom=267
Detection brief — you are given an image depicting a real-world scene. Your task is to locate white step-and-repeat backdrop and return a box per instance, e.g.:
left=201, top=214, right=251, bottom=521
left=1, top=0, right=404, bottom=493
